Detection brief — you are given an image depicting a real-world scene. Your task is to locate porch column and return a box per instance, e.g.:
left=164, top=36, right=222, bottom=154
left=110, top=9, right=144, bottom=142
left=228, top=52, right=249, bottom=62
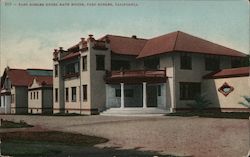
left=120, top=83, right=124, bottom=108
left=143, top=82, right=147, bottom=108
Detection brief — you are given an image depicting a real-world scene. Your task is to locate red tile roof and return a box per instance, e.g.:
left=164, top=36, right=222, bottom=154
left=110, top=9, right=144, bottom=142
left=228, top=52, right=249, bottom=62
left=101, top=35, right=147, bottom=56
left=60, top=52, right=80, bottom=61
left=204, top=67, right=250, bottom=79
left=1, top=68, right=53, bottom=87
left=7, top=69, right=33, bottom=86
left=137, top=31, right=246, bottom=58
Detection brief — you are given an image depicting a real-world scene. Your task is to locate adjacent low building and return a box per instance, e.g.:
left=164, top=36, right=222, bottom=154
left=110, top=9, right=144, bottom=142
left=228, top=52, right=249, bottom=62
left=52, top=31, right=249, bottom=115
left=0, top=67, right=53, bottom=114
left=28, top=75, right=53, bottom=114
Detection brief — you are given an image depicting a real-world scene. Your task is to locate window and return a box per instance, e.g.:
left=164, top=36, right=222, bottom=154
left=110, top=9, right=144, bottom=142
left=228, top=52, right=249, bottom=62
left=65, top=62, right=79, bottom=75
left=71, top=87, right=77, bottom=102
left=115, top=89, right=134, bottom=97
left=180, top=53, right=192, bottom=70
left=55, top=64, right=58, bottom=77
left=231, top=57, right=249, bottom=68
left=65, top=88, right=69, bottom=102
left=144, top=57, right=159, bottom=69
left=11, top=94, right=15, bottom=103
left=30, top=92, right=32, bottom=100
left=82, top=56, right=87, bottom=71
left=83, top=85, right=87, bottom=101
left=55, top=88, right=58, bottom=102
left=205, top=55, right=220, bottom=71
left=180, top=82, right=201, bottom=100
left=111, top=60, right=130, bottom=70
left=33, top=92, right=36, bottom=100
left=37, top=92, right=39, bottom=99
left=96, top=55, right=105, bottom=70
left=157, top=85, right=161, bottom=96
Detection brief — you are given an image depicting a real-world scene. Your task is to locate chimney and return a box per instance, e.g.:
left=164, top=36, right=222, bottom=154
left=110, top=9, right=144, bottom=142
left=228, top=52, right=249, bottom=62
left=87, top=34, right=95, bottom=42
left=132, top=35, right=137, bottom=39
left=80, top=38, right=85, bottom=42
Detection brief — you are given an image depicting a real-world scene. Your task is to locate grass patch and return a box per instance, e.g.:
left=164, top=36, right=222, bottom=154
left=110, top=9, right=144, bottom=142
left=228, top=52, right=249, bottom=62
left=0, top=131, right=108, bottom=156
left=0, top=131, right=108, bottom=146
left=166, top=112, right=250, bottom=119
left=0, top=120, right=33, bottom=128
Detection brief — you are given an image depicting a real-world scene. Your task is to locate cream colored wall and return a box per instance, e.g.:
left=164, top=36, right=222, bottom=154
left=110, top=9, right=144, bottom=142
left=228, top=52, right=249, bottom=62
left=28, top=79, right=42, bottom=114
left=89, top=41, right=111, bottom=112
left=203, top=76, right=250, bottom=109
left=173, top=53, right=232, bottom=109
left=28, top=90, right=42, bottom=114
left=53, top=59, right=60, bottom=113
left=64, top=78, right=81, bottom=112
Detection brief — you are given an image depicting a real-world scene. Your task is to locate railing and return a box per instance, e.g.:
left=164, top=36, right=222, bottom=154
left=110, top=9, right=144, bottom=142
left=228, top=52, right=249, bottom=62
left=63, top=72, right=80, bottom=79
left=108, top=69, right=166, bottom=78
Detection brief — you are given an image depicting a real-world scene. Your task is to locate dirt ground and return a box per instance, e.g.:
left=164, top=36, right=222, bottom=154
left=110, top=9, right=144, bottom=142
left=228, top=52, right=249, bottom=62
left=0, top=115, right=249, bottom=157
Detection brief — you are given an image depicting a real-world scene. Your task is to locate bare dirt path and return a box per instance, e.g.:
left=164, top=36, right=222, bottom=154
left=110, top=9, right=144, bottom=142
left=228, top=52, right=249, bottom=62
left=0, top=115, right=248, bottom=157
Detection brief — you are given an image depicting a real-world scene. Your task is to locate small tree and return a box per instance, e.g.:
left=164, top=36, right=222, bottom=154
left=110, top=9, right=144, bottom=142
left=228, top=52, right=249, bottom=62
left=187, top=95, right=211, bottom=112
left=238, top=96, right=250, bottom=108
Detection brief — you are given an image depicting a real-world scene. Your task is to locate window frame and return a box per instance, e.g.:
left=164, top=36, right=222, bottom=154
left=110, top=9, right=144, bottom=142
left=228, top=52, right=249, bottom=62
left=82, top=56, right=87, bottom=71
left=179, top=82, right=201, bottom=100
left=71, top=87, right=77, bottom=102
left=65, top=88, right=69, bottom=102
left=96, top=55, right=105, bottom=71
left=205, top=55, right=220, bottom=71
left=180, top=53, right=192, bottom=70
left=82, top=85, right=87, bottom=101
left=55, top=88, right=58, bottom=102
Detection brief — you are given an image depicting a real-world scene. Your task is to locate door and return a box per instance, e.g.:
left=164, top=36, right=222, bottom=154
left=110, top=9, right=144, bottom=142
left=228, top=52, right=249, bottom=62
left=147, top=86, right=157, bottom=107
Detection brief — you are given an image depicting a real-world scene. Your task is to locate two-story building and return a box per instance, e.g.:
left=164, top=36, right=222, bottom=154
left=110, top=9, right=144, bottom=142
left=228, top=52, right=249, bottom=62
left=53, top=31, right=249, bottom=115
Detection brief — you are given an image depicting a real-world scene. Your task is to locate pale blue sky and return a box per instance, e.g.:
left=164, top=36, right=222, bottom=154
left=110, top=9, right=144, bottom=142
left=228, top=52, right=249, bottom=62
left=0, top=0, right=249, bottom=72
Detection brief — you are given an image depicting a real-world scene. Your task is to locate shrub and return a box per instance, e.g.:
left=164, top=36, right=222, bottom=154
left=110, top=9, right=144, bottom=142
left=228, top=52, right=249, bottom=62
left=187, top=95, right=211, bottom=112
left=238, top=96, right=250, bottom=108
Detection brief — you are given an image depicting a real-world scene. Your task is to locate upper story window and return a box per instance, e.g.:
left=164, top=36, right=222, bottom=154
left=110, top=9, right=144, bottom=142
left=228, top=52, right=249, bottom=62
left=144, top=57, right=159, bottom=70
left=180, top=82, right=201, bottom=100
left=96, top=55, right=105, bottom=70
left=180, top=53, right=192, bottom=70
left=82, top=56, right=87, bottom=71
left=54, top=64, right=58, bottom=77
left=231, top=57, right=248, bottom=68
left=111, top=60, right=130, bottom=70
left=65, top=62, right=79, bottom=75
left=205, top=55, right=220, bottom=71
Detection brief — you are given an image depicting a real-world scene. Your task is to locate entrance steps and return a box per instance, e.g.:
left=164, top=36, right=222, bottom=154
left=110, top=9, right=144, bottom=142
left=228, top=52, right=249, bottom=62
left=100, top=107, right=169, bottom=116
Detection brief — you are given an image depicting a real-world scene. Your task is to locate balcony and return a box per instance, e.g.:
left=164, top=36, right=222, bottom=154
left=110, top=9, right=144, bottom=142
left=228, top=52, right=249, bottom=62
left=63, top=72, right=79, bottom=79
left=105, top=69, right=167, bottom=84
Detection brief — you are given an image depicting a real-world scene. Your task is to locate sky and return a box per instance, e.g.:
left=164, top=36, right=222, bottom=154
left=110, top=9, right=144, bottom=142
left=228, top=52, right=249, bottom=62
left=0, top=0, right=249, bottom=73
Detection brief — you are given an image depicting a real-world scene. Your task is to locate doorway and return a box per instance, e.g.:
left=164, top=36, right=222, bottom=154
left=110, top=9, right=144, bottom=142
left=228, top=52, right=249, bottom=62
left=147, top=85, right=157, bottom=107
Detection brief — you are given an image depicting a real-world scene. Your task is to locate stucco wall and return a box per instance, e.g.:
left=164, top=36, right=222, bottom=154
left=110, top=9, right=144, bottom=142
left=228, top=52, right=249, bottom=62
left=0, top=95, right=11, bottom=114
left=89, top=41, right=111, bottom=112
left=28, top=89, right=42, bottom=114
left=203, top=76, right=250, bottom=110
left=173, top=52, right=232, bottom=109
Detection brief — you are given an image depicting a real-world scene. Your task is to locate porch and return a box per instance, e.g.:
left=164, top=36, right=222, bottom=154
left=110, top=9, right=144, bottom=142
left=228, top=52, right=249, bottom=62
left=104, top=69, right=169, bottom=115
